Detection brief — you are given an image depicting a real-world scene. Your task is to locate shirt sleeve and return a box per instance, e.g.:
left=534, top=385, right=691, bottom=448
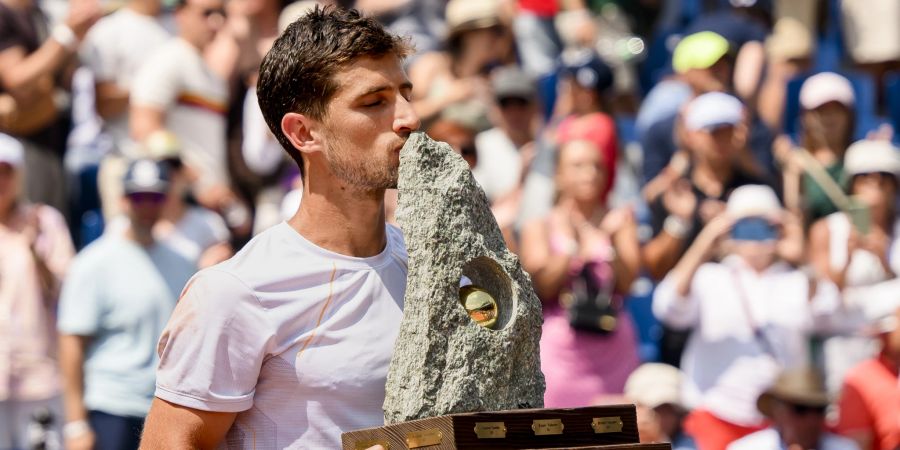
left=130, top=47, right=180, bottom=109
left=154, top=268, right=274, bottom=412
left=652, top=267, right=703, bottom=330
left=57, top=252, right=104, bottom=336
left=835, top=379, right=874, bottom=436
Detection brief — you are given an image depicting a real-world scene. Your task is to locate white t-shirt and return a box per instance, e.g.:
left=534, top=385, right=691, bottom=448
left=471, top=127, right=522, bottom=202
left=653, top=256, right=841, bottom=426
left=81, top=8, right=172, bottom=154
left=155, top=222, right=407, bottom=449
left=727, top=428, right=860, bottom=450
left=131, top=38, right=229, bottom=190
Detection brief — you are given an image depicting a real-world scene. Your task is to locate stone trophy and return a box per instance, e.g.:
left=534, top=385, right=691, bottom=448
left=341, top=133, right=668, bottom=450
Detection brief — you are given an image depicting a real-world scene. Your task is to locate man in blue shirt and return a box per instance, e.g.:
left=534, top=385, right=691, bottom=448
left=57, top=159, right=195, bottom=450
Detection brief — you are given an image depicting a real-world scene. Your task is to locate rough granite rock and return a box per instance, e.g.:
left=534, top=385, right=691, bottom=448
left=383, top=132, right=546, bottom=424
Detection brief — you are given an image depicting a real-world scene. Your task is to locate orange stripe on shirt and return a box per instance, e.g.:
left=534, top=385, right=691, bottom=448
left=176, top=92, right=227, bottom=115
left=295, top=263, right=338, bottom=363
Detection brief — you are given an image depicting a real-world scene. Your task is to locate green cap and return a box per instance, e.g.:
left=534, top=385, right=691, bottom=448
left=672, top=31, right=730, bottom=74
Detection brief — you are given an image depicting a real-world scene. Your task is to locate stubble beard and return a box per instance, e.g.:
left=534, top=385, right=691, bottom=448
left=325, top=137, right=399, bottom=192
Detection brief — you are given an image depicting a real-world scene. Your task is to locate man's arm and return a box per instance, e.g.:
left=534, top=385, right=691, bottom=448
left=130, top=105, right=165, bottom=142
left=58, top=333, right=95, bottom=450
left=140, top=398, right=237, bottom=450
left=95, top=81, right=130, bottom=120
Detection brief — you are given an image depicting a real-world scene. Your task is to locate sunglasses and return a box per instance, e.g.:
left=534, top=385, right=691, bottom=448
left=498, top=97, right=531, bottom=109
left=460, top=144, right=477, bottom=157
left=127, top=192, right=167, bottom=204
left=201, top=7, right=226, bottom=18
left=788, top=403, right=827, bottom=416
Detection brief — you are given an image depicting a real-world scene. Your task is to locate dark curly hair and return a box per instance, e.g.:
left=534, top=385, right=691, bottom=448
left=256, top=6, right=412, bottom=172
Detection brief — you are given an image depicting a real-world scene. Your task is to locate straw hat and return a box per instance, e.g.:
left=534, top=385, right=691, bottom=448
left=757, top=367, right=830, bottom=417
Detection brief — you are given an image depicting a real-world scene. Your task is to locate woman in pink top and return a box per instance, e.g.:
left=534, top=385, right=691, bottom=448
left=0, top=134, right=74, bottom=448
left=521, top=139, right=641, bottom=407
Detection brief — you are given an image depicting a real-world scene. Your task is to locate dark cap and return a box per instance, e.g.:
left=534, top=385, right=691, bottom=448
left=559, top=49, right=614, bottom=93
left=123, top=159, right=171, bottom=195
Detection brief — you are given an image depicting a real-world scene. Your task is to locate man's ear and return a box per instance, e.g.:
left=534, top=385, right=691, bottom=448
left=281, top=112, right=323, bottom=156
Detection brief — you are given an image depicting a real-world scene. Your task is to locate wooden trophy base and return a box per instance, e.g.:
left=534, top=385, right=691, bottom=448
left=342, top=405, right=672, bottom=450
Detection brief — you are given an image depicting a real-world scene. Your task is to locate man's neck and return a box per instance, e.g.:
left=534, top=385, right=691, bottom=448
left=127, top=0, right=159, bottom=16
left=289, top=184, right=388, bottom=258
left=126, top=224, right=155, bottom=247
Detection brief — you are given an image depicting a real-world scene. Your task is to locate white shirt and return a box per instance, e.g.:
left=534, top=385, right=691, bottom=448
left=155, top=222, right=407, bottom=449
left=132, top=38, right=229, bottom=190
left=727, top=428, right=860, bottom=450
left=471, top=127, right=522, bottom=202
left=653, top=256, right=841, bottom=426
left=81, top=7, right=172, bottom=154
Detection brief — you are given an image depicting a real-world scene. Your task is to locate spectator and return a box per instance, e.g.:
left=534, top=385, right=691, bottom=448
left=0, top=0, right=101, bottom=213
left=641, top=31, right=733, bottom=184
left=809, top=139, right=900, bottom=394
left=130, top=0, right=251, bottom=233
left=0, top=133, right=74, bottom=450
left=472, top=66, right=537, bottom=204
left=57, top=159, right=195, bottom=450
left=652, top=184, right=840, bottom=450
left=105, top=131, right=234, bottom=269
left=625, top=363, right=697, bottom=450
left=521, top=138, right=641, bottom=407
left=642, top=92, right=770, bottom=285
left=835, top=303, right=900, bottom=450
left=408, top=0, right=509, bottom=126
left=80, top=0, right=172, bottom=221
left=781, top=73, right=856, bottom=223
left=727, top=367, right=859, bottom=450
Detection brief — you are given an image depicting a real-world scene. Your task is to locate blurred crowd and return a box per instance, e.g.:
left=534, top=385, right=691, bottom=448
left=2, top=0, right=900, bottom=449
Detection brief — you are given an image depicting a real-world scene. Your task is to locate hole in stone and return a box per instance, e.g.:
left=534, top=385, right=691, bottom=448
left=458, top=256, right=515, bottom=331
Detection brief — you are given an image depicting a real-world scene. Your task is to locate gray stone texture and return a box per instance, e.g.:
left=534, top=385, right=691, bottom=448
left=383, top=132, right=546, bottom=424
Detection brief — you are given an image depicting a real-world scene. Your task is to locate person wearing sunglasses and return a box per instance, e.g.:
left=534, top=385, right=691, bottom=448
left=653, top=184, right=841, bottom=450
left=57, top=159, right=196, bottom=450
left=727, top=367, right=858, bottom=450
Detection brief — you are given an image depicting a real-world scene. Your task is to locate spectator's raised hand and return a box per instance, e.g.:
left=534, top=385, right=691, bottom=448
left=662, top=178, right=697, bottom=220
left=65, top=0, right=103, bottom=40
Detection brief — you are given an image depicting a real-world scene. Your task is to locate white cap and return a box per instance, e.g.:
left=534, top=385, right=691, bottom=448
left=0, top=133, right=24, bottom=169
left=844, top=139, right=900, bottom=177
left=799, top=72, right=855, bottom=110
left=726, top=184, right=782, bottom=218
left=624, top=363, right=684, bottom=409
left=684, top=92, right=744, bottom=131
left=278, top=1, right=318, bottom=33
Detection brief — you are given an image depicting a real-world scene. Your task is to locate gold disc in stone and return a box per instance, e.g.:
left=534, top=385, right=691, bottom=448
left=459, top=285, right=498, bottom=329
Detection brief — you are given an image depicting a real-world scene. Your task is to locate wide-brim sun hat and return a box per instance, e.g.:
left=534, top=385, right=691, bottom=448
left=757, top=367, right=830, bottom=417
left=445, top=0, right=501, bottom=37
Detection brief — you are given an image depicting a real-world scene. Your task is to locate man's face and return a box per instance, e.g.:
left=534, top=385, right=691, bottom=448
left=314, top=54, right=420, bottom=191
left=685, top=58, right=731, bottom=94
left=689, top=124, right=738, bottom=165
left=772, top=400, right=826, bottom=449
left=176, top=0, right=226, bottom=49
left=125, top=191, right=167, bottom=229
left=498, top=96, right=535, bottom=135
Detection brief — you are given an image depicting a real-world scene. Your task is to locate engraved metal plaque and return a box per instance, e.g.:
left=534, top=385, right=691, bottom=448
left=531, top=418, right=564, bottom=436
left=405, top=429, right=443, bottom=448
left=592, top=416, right=624, bottom=434
left=473, top=422, right=507, bottom=439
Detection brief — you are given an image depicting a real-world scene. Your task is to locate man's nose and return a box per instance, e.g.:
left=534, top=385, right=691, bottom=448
left=394, top=95, right=420, bottom=134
